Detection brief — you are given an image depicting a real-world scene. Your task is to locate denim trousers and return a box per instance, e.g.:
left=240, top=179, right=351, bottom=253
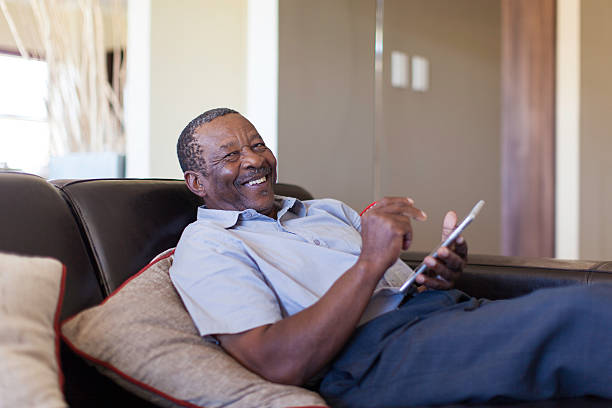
left=319, top=284, right=612, bottom=407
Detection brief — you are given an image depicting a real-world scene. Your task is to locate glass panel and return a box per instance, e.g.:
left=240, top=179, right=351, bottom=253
left=0, top=53, right=50, bottom=176
left=0, top=54, right=48, bottom=120
left=0, top=117, right=50, bottom=175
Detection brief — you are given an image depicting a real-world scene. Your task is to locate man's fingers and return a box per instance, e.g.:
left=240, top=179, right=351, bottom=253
left=372, top=197, right=428, bottom=221
left=440, top=209, right=467, bottom=259
left=416, top=249, right=464, bottom=290
left=424, top=254, right=462, bottom=281
left=436, top=247, right=465, bottom=272
left=411, top=210, right=469, bottom=291
left=401, top=207, right=427, bottom=221
left=416, top=273, right=453, bottom=290
left=454, top=236, right=468, bottom=260
left=441, top=210, right=458, bottom=241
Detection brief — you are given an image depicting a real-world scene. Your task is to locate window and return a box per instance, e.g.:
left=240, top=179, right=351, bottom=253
left=0, top=53, right=50, bottom=176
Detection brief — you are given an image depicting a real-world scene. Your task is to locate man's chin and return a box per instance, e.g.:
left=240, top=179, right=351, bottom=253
left=235, top=180, right=276, bottom=211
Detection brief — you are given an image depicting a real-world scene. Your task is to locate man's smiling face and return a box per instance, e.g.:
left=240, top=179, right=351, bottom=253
left=192, top=113, right=278, bottom=216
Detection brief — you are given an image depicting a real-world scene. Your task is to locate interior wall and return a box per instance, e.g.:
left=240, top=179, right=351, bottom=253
left=380, top=0, right=502, bottom=254
left=278, top=0, right=376, bottom=211
left=579, top=0, right=612, bottom=259
left=148, top=0, right=247, bottom=178
left=0, top=2, right=36, bottom=51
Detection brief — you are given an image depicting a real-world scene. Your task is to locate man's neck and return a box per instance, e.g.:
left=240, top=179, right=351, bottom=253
left=262, top=201, right=280, bottom=219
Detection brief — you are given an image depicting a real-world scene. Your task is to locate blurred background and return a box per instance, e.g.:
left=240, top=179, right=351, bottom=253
left=1, top=0, right=610, bottom=261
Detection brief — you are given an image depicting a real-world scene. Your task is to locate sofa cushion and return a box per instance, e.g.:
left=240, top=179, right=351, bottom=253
left=0, top=252, right=67, bottom=408
left=61, top=251, right=328, bottom=408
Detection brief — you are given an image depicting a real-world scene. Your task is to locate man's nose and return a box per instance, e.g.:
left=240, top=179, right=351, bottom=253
left=240, top=147, right=265, bottom=168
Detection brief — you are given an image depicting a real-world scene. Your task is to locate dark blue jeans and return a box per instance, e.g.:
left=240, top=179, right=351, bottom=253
left=319, top=285, right=612, bottom=407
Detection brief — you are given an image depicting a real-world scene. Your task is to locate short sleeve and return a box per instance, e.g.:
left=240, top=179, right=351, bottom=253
left=169, top=222, right=283, bottom=337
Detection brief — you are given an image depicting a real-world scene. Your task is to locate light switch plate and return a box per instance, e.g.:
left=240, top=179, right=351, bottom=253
left=411, top=55, right=429, bottom=92
left=391, top=51, right=408, bottom=88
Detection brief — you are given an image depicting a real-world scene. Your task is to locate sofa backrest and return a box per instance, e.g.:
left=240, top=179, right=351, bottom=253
left=0, top=173, right=314, bottom=407
left=0, top=172, right=104, bottom=320
left=0, top=172, right=142, bottom=407
left=52, top=178, right=314, bottom=296
left=53, top=179, right=202, bottom=295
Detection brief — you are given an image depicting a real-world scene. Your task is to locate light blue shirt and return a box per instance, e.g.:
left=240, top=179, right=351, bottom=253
left=170, top=196, right=413, bottom=337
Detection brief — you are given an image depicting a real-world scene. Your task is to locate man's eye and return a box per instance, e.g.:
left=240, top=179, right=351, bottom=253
left=224, top=151, right=239, bottom=159
left=253, top=142, right=267, bottom=151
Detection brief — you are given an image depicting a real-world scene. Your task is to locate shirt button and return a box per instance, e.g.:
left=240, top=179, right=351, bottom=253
left=314, top=239, right=320, bottom=246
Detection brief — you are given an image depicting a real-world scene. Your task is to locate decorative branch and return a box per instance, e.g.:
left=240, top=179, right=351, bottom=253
left=0, top=0, right=125, bottom=155
left=0, top=0, right=30, bottom=58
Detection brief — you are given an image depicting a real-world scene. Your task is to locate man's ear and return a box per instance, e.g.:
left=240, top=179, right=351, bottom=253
left=184, top=170, right=207, bottom=198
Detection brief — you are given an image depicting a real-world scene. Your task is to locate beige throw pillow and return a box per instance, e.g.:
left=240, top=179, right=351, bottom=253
left=61, top=251, right=328, bottom=408
left=0, top=252, right=68, bottom=408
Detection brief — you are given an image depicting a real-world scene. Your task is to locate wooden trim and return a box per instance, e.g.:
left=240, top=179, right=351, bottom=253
left=501, top=0, right=556, bottom=257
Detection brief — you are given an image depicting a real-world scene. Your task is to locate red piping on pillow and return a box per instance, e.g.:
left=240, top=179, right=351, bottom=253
left=99, top=249, right=176, bottom=306
left=60, top=250, right=328, bottom=408
left=61, top=333, right=202, bottom=408
left=55, top=264, right=67, bottom=391
left=62, top=325, right=329, bottom=408
left=61, top=249, right=176, bottom=329
left=60, top=250, right=206, bottom=408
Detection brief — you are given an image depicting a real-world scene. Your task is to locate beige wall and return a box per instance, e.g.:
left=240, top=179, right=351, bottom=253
left=0, top=2, right=36, bottom=51
left=380, top=0, right=501, bottom=254
left=148, top=0, right=247, bottom=178
left=278, top=0, right=376, bottom=211
left=278, top=0, right=501, bottom=254
left=580, top=0, right=612, bottom=259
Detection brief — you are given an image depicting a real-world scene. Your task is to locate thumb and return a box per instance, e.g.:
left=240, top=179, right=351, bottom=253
left=442, top=211, right=458, bottom=241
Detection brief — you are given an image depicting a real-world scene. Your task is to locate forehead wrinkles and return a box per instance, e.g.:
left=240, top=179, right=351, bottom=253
left=209, top=125, right=259, bottom=150
left=203, top=115, right=256, bottom=140
left=196, top=124, right=260, bottom=161
left=219, top=131, right=261, bottom=150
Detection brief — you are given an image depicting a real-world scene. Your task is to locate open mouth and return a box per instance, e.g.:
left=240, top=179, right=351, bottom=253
left=239, top=168, right=273, bottom=187
left=246, top=176, right=267, bottom=186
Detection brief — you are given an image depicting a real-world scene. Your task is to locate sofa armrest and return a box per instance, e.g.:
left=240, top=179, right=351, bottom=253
left=401, top=251, right=612, bottom=300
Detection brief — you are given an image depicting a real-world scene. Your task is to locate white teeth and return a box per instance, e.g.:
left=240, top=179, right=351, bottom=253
left=247, top=176, right=266, bottom=186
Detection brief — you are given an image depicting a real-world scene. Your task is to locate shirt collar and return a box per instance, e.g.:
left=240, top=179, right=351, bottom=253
left=278, top=195, right=306, bottom=218
left=196, top=195, right=306, bottom=229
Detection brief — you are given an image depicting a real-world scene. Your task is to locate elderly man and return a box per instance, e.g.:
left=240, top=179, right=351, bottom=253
left=170, top=108, right=612, bottom=407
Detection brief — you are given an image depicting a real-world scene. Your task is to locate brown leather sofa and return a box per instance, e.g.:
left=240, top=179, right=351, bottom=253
left=1, top=171, right=611, bottom=407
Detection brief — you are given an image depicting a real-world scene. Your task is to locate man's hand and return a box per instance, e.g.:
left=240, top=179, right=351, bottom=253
left=359, top=197, right=427, bottom=276
left=415, top=211, right=468, bottom=290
